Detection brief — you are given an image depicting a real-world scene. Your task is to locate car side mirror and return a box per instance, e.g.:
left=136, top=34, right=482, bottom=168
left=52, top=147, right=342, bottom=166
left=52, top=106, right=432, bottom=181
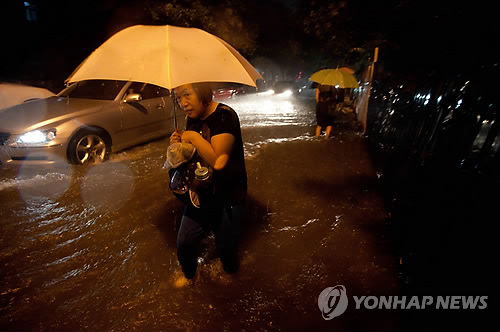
left=125, top=93, right=142, bottom=102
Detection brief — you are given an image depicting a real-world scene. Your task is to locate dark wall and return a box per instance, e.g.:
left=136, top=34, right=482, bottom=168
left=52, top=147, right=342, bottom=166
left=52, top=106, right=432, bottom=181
left=366, top=62, right=499, bottom=330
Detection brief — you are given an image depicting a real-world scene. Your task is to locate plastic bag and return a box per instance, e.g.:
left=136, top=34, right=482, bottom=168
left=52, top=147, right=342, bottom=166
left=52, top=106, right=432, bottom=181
left=163, top=142, right=196, bottom=169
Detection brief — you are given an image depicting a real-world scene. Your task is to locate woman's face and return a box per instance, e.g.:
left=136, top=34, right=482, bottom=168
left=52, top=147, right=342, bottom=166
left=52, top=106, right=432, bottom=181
left=174, top=84, right=205, bottom=119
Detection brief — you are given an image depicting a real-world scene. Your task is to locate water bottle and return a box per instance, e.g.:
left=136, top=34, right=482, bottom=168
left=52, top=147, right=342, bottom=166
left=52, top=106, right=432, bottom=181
left=192, top=162, right=212, bottom=194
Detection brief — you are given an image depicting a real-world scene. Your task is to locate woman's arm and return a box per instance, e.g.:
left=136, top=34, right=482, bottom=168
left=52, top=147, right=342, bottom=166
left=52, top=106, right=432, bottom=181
left=182, top=130, right=235, bottom=170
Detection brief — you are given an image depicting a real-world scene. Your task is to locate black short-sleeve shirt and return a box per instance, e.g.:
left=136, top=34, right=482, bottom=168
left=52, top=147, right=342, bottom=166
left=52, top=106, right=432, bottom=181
left=186, top=103, right=247, bottom=204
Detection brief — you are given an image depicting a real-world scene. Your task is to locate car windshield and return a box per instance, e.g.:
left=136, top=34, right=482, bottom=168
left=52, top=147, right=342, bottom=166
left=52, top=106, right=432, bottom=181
left=60, top=80, right=127, bottom=100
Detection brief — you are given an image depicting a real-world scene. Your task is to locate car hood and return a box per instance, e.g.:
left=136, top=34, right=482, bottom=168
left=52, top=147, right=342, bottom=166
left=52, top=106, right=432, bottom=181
left=0, top=97, right=109, bottom=134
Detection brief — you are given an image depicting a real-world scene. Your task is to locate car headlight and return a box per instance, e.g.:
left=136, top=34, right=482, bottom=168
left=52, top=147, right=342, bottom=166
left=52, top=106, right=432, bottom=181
left=14, top=129, right=57, bottom=145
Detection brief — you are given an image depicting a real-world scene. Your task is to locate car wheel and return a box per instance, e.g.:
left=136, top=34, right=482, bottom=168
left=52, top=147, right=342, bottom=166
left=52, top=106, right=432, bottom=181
left=68, top=129, right=110, bottom=165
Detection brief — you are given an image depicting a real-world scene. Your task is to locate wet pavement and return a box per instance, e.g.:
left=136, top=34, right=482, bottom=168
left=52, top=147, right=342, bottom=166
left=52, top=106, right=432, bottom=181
left=0, top=92, right=496, bottom=331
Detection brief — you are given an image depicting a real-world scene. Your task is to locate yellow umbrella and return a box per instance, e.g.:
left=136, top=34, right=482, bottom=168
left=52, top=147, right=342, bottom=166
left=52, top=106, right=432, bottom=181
left=66, top=25, right=262, bottom=89
left=309, top=69, right=359, bottom=88
left=338, top=67, right=355, bottom=74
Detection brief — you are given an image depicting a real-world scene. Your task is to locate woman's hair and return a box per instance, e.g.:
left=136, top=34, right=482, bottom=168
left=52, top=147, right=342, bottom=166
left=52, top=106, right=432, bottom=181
left=191, top=82, right=213, bottom=106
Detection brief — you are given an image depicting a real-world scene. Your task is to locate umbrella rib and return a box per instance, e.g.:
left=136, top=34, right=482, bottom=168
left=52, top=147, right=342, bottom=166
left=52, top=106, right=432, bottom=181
left=166, top=25, right=172, bottom=89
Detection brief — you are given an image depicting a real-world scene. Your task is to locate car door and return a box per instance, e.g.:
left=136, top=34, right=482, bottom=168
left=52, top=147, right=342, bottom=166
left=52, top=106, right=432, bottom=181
left=119, top=82, right=171, bottom=146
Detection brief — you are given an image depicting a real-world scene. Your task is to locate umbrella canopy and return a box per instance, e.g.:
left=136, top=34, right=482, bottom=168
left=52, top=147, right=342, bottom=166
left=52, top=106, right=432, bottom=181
left=338, top=67, right=355, bottom=74
left=309, top=69, right=359, bottom=88
left=66, top=25, right=262, bottom=89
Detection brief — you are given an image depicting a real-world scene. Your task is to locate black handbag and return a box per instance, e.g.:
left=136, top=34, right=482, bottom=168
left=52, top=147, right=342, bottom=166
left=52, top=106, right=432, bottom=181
left=168, top=157, right=214, bottom=208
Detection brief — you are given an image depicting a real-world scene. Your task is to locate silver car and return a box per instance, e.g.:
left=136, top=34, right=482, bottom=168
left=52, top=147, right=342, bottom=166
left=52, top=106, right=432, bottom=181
left=0, top=80, right=184, bottom=166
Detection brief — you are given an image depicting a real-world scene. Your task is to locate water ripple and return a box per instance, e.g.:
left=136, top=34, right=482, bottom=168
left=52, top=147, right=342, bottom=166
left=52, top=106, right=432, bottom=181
left=244, top=134, right=316, bottom=157
left=275, top=218, right=319, bottom=232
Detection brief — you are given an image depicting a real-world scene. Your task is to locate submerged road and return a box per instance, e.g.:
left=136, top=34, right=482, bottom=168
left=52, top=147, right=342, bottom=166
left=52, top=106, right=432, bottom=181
left=0, top=92, right=495, bottom=331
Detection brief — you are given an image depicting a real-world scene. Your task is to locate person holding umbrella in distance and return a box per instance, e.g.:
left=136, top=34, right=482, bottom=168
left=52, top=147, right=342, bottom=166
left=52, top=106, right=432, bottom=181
left=169, top=82, right=247, bottom=287
left=310, top=68, right=359, bottom=137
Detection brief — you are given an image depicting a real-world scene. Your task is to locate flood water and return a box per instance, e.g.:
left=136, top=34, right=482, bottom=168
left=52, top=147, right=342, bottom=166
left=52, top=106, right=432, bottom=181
left=0, top=93, right=401, bottom=331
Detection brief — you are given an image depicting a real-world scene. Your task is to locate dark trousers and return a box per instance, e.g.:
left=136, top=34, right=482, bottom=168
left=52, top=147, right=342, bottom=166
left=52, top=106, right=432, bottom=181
left=176, top=203, right=244, bottom=279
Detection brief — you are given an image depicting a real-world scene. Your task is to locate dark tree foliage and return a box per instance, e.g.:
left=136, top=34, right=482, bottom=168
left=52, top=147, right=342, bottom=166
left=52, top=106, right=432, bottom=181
left=297, top=0, right=498, bottom=75
left=1, top=0, right=497, bottom=87
left=145, top=0, right=258, bottom=56
left=296, top=0, right=388, bottom=71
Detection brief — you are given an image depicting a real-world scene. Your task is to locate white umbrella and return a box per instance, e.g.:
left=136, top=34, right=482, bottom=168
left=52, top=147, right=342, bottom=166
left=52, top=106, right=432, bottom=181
left=66, top=25, right=262, bottom=89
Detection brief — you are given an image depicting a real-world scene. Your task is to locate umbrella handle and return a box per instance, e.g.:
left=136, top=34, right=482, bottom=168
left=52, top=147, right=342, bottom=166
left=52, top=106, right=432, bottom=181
left=171, top=93, right=178, bottom=130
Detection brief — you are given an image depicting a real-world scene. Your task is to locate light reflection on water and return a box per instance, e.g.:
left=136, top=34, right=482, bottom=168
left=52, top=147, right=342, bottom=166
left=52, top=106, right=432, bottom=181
left=244, top=134, right=317, bottom=157
left=224, top=94, right=315, bottom=128
left=224, top=94, right=318, bottom=157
